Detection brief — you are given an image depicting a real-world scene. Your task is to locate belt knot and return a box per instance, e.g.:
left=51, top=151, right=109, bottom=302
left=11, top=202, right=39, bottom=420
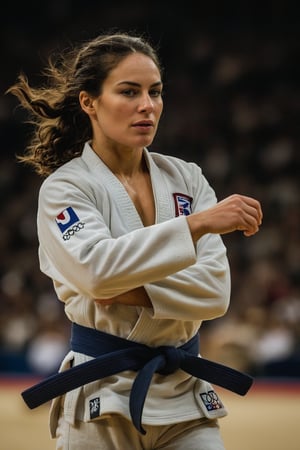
left=157, top=345, right=182, bottom=374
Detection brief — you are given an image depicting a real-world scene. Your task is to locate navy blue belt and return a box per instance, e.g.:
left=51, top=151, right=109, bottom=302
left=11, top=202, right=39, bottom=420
left=21, top=323, right=253, bottom=434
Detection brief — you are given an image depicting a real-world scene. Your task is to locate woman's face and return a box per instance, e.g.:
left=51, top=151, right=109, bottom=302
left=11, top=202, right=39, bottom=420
left=87, top=52, right=163, bottom=153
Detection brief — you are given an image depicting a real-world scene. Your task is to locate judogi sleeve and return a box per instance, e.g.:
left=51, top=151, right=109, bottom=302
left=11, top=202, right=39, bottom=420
left=144, top=162, right=231, bottom=321
left=37, top=169, right=197, bottom=300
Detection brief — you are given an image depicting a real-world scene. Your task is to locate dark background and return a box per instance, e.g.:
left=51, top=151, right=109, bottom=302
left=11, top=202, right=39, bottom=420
left=0, top=0, right=299, bottom=379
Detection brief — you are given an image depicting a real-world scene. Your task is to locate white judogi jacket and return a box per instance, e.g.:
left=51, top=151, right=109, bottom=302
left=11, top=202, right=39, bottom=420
left=37, top=142, right=230, bottom=436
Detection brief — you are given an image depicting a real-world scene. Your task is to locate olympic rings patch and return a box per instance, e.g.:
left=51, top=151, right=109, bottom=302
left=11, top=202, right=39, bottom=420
left=200, top=390, right=223, bottom=411
left=62, top=221, right=85, bottom=240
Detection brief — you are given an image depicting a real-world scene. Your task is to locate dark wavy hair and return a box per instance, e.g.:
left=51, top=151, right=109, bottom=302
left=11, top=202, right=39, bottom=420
left=7, top=32, right=162, bottom=177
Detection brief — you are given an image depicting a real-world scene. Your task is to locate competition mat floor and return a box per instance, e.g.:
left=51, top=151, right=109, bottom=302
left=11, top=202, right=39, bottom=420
left=0, top=377, right=299, bottom=450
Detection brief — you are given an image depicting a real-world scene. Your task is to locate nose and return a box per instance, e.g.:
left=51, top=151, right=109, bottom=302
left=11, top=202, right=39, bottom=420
left=138, top=94, right=154, bottom=113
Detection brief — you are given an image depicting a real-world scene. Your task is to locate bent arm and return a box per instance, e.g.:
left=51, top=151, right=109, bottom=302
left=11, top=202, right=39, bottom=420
left=94, top=234, right=230, bottom=321
left=38, top=177, right=196, bottom=300
left=93, top=174, right=262, bottom=316
left=144, top=233, right=231, bottom=321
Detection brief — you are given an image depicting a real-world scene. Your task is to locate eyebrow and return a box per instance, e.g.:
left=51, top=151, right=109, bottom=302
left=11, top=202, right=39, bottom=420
left=116, top=81, right=163, bottom=87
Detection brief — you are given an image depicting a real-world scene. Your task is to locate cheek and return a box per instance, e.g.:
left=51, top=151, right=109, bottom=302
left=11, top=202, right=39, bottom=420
left=158, top=105, right=163, bottom=118
left=104, top=102, right=133, bottom=124
left=114, top=104, right=132, bottom=118
left=97, top=101, right=127, bottom=125
left=156, top=100, right=163, bottom=116
left=97, top=105, right=131, bottom=138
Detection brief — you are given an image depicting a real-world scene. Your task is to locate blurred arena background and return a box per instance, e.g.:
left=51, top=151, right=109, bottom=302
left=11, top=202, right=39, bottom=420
left=1, top=1, right=299, bottom=448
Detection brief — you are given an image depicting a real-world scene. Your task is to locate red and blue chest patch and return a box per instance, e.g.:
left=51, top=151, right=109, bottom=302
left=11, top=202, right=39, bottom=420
left=173, top=193, right=193, bottom=216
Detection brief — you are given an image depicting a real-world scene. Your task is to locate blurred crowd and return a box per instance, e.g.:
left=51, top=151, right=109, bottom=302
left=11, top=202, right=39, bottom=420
left=0, top=1, right=299, bottom=379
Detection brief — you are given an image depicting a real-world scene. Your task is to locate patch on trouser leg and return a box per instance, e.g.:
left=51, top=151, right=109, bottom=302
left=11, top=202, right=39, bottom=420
left=200, top=390, right=224, bottom=412
left=89, top=397, right=101, bottom=419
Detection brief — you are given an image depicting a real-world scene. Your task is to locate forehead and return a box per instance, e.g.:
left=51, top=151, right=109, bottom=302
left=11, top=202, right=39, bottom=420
left=106, top=52, right=161, bottom=85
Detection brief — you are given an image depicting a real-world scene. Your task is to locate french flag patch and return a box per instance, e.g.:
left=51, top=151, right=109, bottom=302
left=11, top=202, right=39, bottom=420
left=173, top=193, right=193, bottom=216
left=55, top=207, right=80, bottom=233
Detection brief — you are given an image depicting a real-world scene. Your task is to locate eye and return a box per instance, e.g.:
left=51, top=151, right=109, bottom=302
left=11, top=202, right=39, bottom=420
left=149, top=89, right=163, bottom=98
left=121, top=89, right=138, bottom=97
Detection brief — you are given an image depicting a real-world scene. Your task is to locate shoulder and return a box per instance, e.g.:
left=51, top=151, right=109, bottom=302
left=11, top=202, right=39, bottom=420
left=38, top=155, right=93, bottom=204
left=147, top=150, right=217, bottom=207
left=40, top=156, right=83, bottom=186
left=149, top=151, right=203, bottom=176
left=40, top=142, right=100, bottom=191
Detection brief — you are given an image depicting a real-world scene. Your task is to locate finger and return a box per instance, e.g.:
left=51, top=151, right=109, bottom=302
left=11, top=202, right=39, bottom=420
left=240, top=213, right=260, bottom=236
left=245, top=204, right=262, bottom=227
left=241, top=196, right=263, bottom=224
left=233, top=203, right=261, bottom=236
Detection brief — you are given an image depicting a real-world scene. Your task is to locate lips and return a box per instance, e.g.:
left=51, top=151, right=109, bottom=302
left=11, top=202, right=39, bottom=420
left=132, top=120, right=154, bottom=127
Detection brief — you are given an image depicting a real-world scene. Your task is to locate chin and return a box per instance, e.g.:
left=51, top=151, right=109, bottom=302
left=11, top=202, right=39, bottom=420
left=136, top=136, right=155, bottom=148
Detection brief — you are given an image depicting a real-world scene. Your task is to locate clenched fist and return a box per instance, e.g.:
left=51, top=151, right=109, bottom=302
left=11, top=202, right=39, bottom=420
left=187, top=194, right=263, bottom=242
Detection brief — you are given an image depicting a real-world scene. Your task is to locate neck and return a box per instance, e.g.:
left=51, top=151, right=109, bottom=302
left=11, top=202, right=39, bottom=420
left=91, top=141, right=146, bottom=178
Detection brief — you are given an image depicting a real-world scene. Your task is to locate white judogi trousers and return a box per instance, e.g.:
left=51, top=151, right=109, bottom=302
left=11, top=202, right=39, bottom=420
left=55, top=412, right=226, bottom=450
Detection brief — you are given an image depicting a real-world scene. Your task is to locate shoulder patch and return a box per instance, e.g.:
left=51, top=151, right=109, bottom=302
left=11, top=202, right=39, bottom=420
left=55, top=206, right=80, bottom=233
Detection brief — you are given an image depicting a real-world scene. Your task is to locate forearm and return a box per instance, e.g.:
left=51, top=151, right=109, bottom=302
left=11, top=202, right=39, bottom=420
left=144, top=233, right=231, bottom=321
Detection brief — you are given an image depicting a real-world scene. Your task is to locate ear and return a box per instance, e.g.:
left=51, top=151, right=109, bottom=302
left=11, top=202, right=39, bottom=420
left=79, top=91, right=95, bottom=115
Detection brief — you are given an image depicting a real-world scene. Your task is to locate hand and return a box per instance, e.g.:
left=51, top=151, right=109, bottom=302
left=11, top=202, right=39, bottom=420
left=187, top=194, right=263, bottom=241
left=95, top=286, right=152, bottom=307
